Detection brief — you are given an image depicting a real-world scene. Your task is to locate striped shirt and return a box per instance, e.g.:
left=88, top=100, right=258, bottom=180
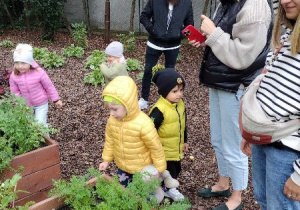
left=256, top=1, right=300, bottom=155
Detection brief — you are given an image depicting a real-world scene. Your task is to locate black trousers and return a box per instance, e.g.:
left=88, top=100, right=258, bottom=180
left=167, top=160, right=181, bottom=179
left=141, top=46, right=179, bottom=101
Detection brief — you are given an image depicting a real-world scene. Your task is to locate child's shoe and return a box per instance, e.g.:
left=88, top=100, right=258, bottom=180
left=164, top=188, right=184, bottom=201
left=138, top=98, right=148, bottom=110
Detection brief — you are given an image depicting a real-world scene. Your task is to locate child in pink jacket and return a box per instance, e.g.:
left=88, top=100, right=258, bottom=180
left=9, top=43, right=62, bottom=127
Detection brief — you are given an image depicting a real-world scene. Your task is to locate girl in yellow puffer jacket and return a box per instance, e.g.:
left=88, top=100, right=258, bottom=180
left=98, top=76, right=166, bottom=187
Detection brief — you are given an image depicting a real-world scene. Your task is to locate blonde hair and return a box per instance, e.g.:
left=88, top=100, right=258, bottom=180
left=13, top=64, right=35, bottom=76
left=271, top=4, right=300, bottom=55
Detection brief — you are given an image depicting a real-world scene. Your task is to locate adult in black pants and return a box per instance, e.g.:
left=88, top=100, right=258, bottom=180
left=138, top=0, right=194, bottom=110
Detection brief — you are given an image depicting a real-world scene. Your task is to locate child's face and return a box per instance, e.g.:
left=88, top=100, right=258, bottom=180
left=281, top=0, right=300, bottom=20
left=166, top=85, right=184, bottom=103
left=108, top=103, right=127, bottom=120
left=14, top=62, right=30, bottom=73
left=107, top=55, right=120, bottom=64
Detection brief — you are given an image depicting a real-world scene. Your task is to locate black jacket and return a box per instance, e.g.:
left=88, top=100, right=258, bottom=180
left=200, top=0, right=273, bottom=92
left=140, top=0, right=194, bottom=48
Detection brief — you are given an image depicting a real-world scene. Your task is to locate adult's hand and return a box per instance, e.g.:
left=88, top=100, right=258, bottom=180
left=189, top=40, right=206, bottom=48
left=241, top=139, right=252, bottom=156
left=284, top=178, right=300, bottom=202
left=200, top=15, right=216, bottom=36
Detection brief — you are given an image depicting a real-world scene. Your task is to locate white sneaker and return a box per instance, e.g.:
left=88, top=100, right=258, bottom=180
left=138, top=98, right=148, bottom=110
left=164, top=188, right=184, bottom=201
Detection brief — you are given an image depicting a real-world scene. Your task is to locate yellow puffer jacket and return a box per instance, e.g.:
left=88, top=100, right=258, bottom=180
left=150, top=96, right=186, bottom=161
left=102, top=76, right=166, bottom=174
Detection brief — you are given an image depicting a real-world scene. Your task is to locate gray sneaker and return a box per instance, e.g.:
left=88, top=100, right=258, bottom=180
left=164, top=188, right=184, bottom=201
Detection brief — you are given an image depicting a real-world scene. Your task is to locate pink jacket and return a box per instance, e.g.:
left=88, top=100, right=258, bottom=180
left=9, top=61, right=60, bottom=107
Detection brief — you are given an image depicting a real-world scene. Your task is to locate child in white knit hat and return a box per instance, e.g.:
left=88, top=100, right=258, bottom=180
left=100, top=41, right=128, bottom=85
left=9, top=43, right=62, bottom=127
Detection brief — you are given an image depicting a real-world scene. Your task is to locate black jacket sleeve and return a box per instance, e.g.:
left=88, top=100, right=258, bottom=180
left=140, top=0, right=154, bottom=34
left=184, top=1, right=194, bottom=27
left=149, top=107, right=164, bottom=130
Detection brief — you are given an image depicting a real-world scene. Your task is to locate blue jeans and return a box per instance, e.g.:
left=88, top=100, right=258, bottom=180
left=33, top=102, right=48, bottom=127
left=209, top=88, right=248, bottom=191
left=141, top=46, right=179, bottom=101
left=252, top=144, right=300, bottom=210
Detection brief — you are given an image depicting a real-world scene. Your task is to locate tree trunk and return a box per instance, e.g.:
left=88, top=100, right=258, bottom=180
left=1, top=0, right=15, bottom=28
left=22, top=0, right=30, bottom=29
left=61, top=10, right=72, bottom=35
left=129, top=0, right=136, bottom=31
left=82, top=0, right=90, bottom=32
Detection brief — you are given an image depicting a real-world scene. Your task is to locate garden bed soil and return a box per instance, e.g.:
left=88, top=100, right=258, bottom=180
left=0, top=29, right=258, bottom=210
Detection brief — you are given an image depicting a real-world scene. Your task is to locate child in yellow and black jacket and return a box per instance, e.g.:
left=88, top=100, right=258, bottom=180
left=149, top=68, right=188, bottom=201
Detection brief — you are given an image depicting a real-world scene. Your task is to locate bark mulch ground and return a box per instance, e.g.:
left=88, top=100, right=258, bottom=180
left=0, top=29, right=258, bottom=210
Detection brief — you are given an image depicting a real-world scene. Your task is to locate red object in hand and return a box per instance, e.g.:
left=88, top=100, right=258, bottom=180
left=182, top=25, right=206, bottom=43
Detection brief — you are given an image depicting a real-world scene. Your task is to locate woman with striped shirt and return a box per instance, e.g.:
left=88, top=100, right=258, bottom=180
left=241, top=0, right=300, bottom=209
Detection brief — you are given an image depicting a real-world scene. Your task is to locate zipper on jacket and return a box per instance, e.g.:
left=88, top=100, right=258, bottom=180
left=175, top=105, right=182, bottom=157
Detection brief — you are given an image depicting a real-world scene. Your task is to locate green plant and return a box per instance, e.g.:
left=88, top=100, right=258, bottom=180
left=39, top=51, right=65, bottom=68
left=84, top=67, right=105, bottom=87
left=0, top=94, right=55, bottom=172
left=72, top=22, right=88, bottom=49
left=152, top=64, right=165, bottom=76
left=0, top=40, right=14, bottom=48
left=0, top=174, right=34, bottom=210
left=126, top=58, right=143, bottom=71
left=176, top=53, right=181, bottom=63
left=85, top=50, right=107, bottom=69
left=62, top=44, right=84, bottom=58
left=50, top=168, right=191, bottom=210
left=117, top=31, right=136, bottom=52
left=33, top=47, right=50, bottom=61
left=137, top=72, right=144, bottom=83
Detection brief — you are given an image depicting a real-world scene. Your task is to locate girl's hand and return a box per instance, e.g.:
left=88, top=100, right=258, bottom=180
left=241, top=139, right=252, bottom=156
left=184, top=143, right=189, bottom=151
left=99, top=162, right=109, bottom=171
left=200, top=15, right=216, bottom=36
left=284, top=178, right=300, bottom=202
left=55, top=100, right=63, bottom=108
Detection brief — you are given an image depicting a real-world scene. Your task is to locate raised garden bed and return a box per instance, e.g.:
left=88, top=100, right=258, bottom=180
left=29, top=176, right=111, bottom=210
left=0, top=136, right=61, bottom=206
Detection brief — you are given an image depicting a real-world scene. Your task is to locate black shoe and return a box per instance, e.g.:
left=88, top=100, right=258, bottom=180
left=197, top=187, right=231, bottom=198
left=212, top=202, right=243, bottom=210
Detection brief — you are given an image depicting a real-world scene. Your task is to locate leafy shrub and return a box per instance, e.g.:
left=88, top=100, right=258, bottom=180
left=117, top=31, right=136, bottom=52
left=50, top=168, right=191, bottom=210
left=62, top=44, right=84, bottom=58
left=39, top=51, right=65, bottom=68
left=136, top=64, right=164, bottom=84
left=0, top=94, right=54, bottom=172
left=85, top=50, right=107, bottom=69
left=72, top=22, right=88, bottom=49
left=0, top=40, right=14, bottom=48
left=137, top=72, right=144, bottom=83
left=33, top=47, right=50, bottom=61
left=152, top=64, right=165, bottom=76
left=126, top=58, right=143, bottom=72
left=84, top=67, right=105, bottom=87
left=176, top=53, right=181, bottom=63
left=0, top=174, right=34, bottom=210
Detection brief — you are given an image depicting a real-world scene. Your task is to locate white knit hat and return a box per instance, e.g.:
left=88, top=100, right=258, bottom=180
left=13, top=44, right=34, bottom=65
left=104, top=41, right=123, bottom=58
